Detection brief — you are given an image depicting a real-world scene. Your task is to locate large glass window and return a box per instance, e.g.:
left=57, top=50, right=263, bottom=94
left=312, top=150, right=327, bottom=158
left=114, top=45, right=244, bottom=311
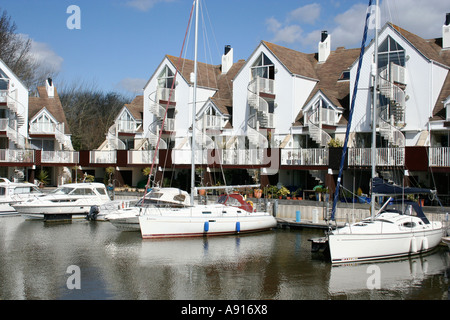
left=378, top=36, right=405, bottom=69
left=251, top=53, right=275, bottom=80
left=158, top=66, right=175, bottom=89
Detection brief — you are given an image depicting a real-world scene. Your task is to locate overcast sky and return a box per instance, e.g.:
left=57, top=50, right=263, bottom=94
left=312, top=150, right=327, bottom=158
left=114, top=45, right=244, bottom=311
left=2, top=0, right=449, bottom=96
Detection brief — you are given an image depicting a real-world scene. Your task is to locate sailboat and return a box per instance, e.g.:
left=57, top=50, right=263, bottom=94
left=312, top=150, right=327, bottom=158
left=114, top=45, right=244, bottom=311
left=311, top=0, right=445, bottom=263
left=138, top=0, right=277, bottom=239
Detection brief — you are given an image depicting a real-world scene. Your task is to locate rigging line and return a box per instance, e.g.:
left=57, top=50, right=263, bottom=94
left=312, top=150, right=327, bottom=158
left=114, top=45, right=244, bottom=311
left=145, top=1, right=195, bottom=195
left=331, top=0, right=374, bottom=221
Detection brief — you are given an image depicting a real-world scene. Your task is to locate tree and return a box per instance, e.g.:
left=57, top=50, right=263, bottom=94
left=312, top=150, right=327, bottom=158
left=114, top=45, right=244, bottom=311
left=58, top=81, right=131, bottom=150
left=0, top=8, right=57, bottom=89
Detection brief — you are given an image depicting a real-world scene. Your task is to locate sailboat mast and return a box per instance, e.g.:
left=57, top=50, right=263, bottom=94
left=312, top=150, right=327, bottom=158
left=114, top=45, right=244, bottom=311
left=371, top=0, right=379, bottom=220
left=190, top=0, right=199, bottom=205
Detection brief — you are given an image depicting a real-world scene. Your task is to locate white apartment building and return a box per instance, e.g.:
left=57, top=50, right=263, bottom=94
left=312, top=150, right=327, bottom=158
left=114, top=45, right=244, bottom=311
left=100, top=14, right=450, bottom=202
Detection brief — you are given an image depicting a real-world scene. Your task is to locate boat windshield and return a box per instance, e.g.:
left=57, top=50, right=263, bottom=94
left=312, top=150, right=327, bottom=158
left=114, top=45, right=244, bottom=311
left=51, top=187, right=74, bottom=195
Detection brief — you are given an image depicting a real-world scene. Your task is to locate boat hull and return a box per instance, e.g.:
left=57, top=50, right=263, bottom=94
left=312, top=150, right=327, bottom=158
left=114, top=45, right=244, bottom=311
left=139, top=214, right=277, bottom=239
left=329, top=226, right=443, bottom=263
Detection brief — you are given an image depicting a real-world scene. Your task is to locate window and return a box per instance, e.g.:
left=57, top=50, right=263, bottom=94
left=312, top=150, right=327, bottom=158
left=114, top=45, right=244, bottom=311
left=339, top=70, right=350, bottom=81
left=251, top=53, right=275, bottom=80
left=378, top=36, right=405, bottom=69
left=0, top=68, right=9, bottom=91
left=30, top=113, right=57, bottom=133
left=158, top=66, right=175, bottom=89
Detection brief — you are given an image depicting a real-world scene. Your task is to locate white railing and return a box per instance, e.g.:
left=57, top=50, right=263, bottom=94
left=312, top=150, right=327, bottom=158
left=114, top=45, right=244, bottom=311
left=280, top=148, right=328, bottom=166
left=171, top=148, right=266, bottom=166
left=429, top=147, right=450, bottom=167
left=90, top=150, right=117, bottom=164
left=117, top=120, right=139, bottom=133
left=348, top=148, right=405, bottom=166
left=41, top=151, right=79, bottom=163
left=157, top=87, right=175, bottom=102
left=0, top=149, right=34, bottom=163
left=128, top=150, right=159, bottom=165
left=0, top=90, right=7, bottom=103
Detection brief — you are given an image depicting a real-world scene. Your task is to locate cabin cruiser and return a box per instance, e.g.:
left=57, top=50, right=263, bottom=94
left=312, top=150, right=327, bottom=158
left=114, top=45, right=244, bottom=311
left=13, top=182, right=110, bottom=221
left=0, top=178, right=43, bottom=215
left=103, top=187, right=191, bottom=231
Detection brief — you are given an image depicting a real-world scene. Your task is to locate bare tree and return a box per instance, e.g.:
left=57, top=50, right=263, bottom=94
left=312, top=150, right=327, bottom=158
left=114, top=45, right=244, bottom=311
left=0, top=8, right=57, bottom=89
left=58, top=81, right=130, bottom=151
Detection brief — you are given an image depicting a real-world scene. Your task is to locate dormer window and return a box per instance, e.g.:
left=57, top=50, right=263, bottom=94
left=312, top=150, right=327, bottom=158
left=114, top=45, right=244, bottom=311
left=30, top=112, right=57, bottom=133
left=338, top=70, right=350, bottom=81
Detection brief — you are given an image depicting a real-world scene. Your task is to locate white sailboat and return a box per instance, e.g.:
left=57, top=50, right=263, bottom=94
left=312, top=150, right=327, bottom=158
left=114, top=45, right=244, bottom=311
left=311, top=0, right=445, bottom=264
left=138, top=0, right=276, bottom=239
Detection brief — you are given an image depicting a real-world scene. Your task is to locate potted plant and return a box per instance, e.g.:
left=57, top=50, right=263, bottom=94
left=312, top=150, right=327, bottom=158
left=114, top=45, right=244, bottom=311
left=37, top=169, right=49, bottom=188
left=277, top=186, right=290, bottom=199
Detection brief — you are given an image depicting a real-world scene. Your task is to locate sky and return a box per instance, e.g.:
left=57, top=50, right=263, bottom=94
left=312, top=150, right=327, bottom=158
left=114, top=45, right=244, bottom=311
left=2, top=0, right=449, bottom=97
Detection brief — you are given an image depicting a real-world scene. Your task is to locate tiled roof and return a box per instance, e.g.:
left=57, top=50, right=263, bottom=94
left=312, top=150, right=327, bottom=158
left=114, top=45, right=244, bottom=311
left=29, top=86, right=71, bottom=135
left=125, top=95, right=143, bottom=121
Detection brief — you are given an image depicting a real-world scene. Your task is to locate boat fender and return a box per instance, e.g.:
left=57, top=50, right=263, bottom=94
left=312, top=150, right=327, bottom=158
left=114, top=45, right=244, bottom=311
left=204, top=221, right=209, bottom=232
left=236, top=221, right=240, bottom=233
left=421, top=237, right=428, bottom=251
left=410, top=237, right=418, bottom=253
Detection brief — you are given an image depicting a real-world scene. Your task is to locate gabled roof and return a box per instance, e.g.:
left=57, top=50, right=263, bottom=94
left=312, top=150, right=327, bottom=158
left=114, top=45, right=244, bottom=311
left=29, top=86, right=71, bottom=135
left=262, top=41, right=318, bottom=80
left=293, top=46, right=360, bottom=126
left=166, top=55, right=222, bottom=89
left=123, top=95, right=143, bottom=121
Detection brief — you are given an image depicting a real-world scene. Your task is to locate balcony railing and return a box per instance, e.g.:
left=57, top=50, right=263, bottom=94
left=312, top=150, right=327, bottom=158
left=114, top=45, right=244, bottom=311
left=117, top=120, right=140, bottom=133
left=41, top=151, right=79, bottom=164
left=281, top=148, right=328, bottom=166
left=429, top=147, right=450, bottom=167
left=128, top=150, right=159, bottom=165
left=0, top=149, right=34, bottom=163
left=348, top=148, right=405, bottom=166
left=90, top=150, right=117, bottom=164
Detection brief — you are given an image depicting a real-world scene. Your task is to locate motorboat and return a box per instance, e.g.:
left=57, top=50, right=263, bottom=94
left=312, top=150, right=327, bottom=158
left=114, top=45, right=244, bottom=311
left=138, top=192, right=277, bottom=239
left=13, top=182, right=110, bottom=221
left=0, top=178, right=43, bottom=215
left=104, top=187, right=191, bottom=231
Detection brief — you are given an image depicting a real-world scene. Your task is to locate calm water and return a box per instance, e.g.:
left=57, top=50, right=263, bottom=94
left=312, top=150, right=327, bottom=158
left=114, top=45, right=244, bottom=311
left=0, top=215, right=449, bottom=300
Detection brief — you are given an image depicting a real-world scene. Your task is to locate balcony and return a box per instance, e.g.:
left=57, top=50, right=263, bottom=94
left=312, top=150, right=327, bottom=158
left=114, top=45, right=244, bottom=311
left=348, top=148, right=405, bottom=166
left=41, top=151, right=79, bottom=164
left=128, top=150, right=159, bottom=165
left=429, top=147, right=450, bottom=167
left=116, top=120, right=140, bottom=133
left=281, top=148, right=328, bottom=166
left=0, top=149, right=34, bottom=163
left=89, top=150, right=117, bottom=164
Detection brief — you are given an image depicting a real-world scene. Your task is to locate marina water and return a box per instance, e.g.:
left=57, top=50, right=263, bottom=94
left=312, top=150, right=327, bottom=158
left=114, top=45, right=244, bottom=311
left=0, top=216, right=448, bottom=300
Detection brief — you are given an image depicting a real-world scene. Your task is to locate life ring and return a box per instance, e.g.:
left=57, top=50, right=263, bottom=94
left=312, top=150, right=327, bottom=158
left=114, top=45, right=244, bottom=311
left=246, top=200, right=253, bottom=207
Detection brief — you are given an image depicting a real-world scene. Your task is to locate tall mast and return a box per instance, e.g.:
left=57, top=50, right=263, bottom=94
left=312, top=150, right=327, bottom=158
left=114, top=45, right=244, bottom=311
left=370, top=0, right=379, bottom=220
left=190, top=0, right=199, bottom=205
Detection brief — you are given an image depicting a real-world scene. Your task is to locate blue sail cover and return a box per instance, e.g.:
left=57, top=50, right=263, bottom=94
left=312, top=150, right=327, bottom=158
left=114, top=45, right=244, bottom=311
left=372, top=177, right=433, bottom=195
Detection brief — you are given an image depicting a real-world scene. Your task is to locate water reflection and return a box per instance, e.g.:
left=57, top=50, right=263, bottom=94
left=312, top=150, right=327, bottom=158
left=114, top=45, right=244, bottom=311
left=0, top=216, right=448, bottom=300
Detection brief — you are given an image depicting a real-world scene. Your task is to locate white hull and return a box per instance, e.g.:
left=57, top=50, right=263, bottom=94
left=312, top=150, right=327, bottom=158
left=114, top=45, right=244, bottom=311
left=139, top=205, right=277, bottom=239
left=329, top=222, right=443, bottom=263
left=107, top=209, right=140, bottom=231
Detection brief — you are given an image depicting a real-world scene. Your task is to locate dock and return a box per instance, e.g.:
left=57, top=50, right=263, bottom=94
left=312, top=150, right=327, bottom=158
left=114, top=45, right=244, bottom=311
left=276, top=218, right=345, bottom=230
